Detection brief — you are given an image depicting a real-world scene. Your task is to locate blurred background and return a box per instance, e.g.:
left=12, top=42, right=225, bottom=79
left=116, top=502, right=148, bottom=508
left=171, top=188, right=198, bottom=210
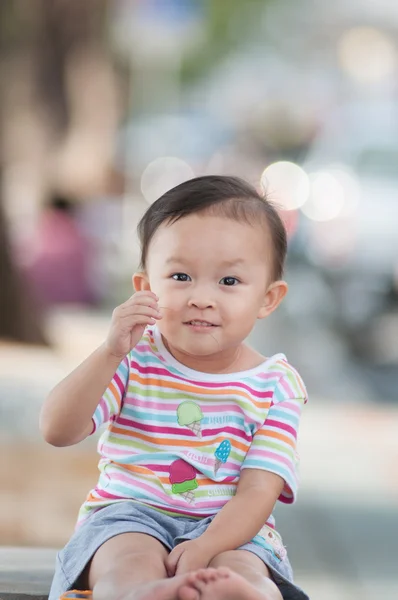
left=0, top=1, right=397, bottom=599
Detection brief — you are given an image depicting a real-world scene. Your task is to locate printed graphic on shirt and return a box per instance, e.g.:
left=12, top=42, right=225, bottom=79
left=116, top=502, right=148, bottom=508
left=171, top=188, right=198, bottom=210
left=255, top=524, right=287, bottom=561
left=177, top=401, right=204, bottom=438
left=214, top=439, right=232, bottom=475
left=169, top=459, right=198, bottom=504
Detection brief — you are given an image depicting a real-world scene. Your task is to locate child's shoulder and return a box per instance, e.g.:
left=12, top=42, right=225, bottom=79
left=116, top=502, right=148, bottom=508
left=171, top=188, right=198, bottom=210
left=266, top=353, right=301, bottom=377
left=259, top=353, right=307, bottom=400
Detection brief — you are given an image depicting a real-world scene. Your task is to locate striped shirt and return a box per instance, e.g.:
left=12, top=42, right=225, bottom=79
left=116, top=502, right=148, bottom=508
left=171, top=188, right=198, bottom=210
left=77, top=326, right=307, bottom=528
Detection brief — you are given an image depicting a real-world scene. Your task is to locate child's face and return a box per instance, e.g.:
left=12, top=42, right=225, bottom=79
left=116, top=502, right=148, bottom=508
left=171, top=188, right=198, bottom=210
left=135, top=213, right=286, bottom=369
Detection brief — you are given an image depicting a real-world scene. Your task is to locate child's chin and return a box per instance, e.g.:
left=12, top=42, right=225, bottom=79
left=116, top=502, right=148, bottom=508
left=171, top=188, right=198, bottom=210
left=182, top=339, right=222, bottom=357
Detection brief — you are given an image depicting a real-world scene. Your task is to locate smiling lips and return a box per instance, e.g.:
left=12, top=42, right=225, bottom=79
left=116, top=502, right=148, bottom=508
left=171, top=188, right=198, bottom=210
left=185, top=320, right=218, bottom=327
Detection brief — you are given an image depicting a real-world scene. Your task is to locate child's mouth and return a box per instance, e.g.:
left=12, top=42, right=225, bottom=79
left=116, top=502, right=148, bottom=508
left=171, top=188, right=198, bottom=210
left=185, top=320, right=217, bottom=328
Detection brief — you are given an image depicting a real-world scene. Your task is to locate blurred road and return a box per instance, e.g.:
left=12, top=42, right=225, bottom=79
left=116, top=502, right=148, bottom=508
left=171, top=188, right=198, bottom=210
left=1, top=308, right=397, bottom=600
left=276, top=403, right=398, bottom=600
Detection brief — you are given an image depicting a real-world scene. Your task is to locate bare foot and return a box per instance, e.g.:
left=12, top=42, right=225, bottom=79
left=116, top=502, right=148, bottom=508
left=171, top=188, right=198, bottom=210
left=129, top=572, right=201, bottom=600
left=177, top=569, right=227, bottom=600
left=177, top=567, right=280, bottom=600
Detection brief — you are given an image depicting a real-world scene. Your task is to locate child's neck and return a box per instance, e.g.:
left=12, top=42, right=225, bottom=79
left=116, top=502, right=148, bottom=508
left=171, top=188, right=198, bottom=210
left=162, top=338, right=265, bottom=374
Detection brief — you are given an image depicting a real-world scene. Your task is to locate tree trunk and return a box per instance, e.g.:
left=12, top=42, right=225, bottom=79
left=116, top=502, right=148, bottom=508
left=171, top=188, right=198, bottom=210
left=0, top=0, right=111, bottom=344
left=0, top=176, right=47, bottom=344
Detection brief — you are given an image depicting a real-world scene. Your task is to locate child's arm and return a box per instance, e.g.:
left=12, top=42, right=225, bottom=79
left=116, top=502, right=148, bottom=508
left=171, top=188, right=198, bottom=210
left=191, top=468, right=283, bottom=552
left=40, top=344, right=126, bottom=446
left=166, top=469, right=283, bottom=575
left=40, top=290, right=161, bottom=447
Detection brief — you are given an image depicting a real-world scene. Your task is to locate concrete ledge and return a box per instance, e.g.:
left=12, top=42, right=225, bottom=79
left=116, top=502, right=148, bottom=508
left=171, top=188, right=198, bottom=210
left=0, top=548, right=56, bottom=600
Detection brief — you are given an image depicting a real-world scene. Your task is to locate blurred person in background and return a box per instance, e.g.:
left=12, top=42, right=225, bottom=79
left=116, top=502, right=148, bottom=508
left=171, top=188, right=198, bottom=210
left=24, top=194, right=96, bottom=308
left=41, top=176, right=309, bottom=600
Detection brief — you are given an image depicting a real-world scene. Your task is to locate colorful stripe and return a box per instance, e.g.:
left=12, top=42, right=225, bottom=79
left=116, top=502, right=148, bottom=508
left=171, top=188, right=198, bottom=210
left=80, top=326, right=307, bottom=528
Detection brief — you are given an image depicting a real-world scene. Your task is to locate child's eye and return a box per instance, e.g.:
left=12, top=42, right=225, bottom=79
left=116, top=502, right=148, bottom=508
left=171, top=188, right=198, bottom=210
left=219, top=277, right=239, bottom=286
left=171, top=273, right=191, bottom=282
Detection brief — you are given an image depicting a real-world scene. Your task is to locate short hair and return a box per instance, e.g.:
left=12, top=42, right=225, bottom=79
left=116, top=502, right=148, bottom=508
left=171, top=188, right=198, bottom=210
left=137, top=175, right=287, bottom=281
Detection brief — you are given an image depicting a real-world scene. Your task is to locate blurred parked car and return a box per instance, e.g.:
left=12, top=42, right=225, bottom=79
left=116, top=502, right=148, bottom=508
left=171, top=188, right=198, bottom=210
left=295, top=101, right=398, bottom=395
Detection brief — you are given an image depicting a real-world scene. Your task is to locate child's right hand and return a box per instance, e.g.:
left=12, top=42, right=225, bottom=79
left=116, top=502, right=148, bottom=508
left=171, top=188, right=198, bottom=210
left=104, top=291, right=161, bottom=359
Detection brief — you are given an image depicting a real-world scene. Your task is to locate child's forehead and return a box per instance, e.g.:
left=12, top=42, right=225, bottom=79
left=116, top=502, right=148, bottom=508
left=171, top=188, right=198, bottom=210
left=148, top=212, right=271, bottom=262
left=164, top=211, right=268, bottom=236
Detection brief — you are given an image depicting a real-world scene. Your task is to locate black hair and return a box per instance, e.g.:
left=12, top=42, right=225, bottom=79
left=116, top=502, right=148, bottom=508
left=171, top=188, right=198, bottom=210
left=137, top=175, right=287, bottom=281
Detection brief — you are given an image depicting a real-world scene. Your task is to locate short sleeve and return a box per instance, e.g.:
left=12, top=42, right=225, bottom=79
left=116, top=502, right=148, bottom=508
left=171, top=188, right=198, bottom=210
left=91, top=355, right=129, bottom=434
left=242, top=367, right=308, bottom=503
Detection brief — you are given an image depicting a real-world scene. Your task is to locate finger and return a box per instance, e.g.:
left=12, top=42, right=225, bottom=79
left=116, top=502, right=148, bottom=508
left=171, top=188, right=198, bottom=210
left=121, top=297, right=159, bottom=312
left=118, top=314, right=158, bottom=328
left=165, top=559, right=175, bottom=578
left=130, top=289, right=158, bottom=299
left=174, top=556, right=186, bottom=576
left=118, top=306, right=162, bottom=320
left=114, top=304, right=161, bottom=322
left=131, top=290, right=158, bottom=303
left=165, top=550, right=180, bottom=577
left=120, top=290, right=158, bottom=306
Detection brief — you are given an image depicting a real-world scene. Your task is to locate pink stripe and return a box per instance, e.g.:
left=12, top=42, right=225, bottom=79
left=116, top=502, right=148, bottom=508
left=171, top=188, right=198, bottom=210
left=92, top=488, right=125, bottom=500
left=280, top=376, right=295, bottom=396
left=279, top=496, right=293, bottom=504
left=114, top=370, right=126, bottom=398
left=100, top=444, right=140, bottom=457
left=99, top=400, right=110, bottom=422
left=248, top=449, right=295, bottom=469
left=269, top=399, right=303, bottom=413
left=207, top=425, right=251, bottom=442
left=111, top=473, right=172, bottom=503
left=118, top=418, right=183, bottom=436
left=144, top=464, right=175, bottom=473
left=282, top=400, right=303, bottom=413
left=125, top=398, right=180, bottom=411
left=203, top=403, right=238, bottom=413
left=257, top=370, right=286, bottom=380
left=264, top=419, right=297, bottom=438
left=134, top=343, right=152, bottom=354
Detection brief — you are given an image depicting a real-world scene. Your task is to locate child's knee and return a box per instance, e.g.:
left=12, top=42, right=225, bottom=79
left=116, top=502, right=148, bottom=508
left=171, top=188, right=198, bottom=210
left=87, top=533, right=169, bottom=589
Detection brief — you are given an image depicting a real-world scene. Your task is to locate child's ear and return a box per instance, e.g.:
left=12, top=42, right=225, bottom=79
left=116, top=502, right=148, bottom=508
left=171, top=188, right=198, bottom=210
left=258, top=280, right=288, bottom=320
left=132, top=272, right=151, bottom=292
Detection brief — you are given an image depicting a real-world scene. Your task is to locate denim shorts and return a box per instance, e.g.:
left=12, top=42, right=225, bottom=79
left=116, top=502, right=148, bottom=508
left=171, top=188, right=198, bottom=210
left=49, top=501, right=309, bottom=600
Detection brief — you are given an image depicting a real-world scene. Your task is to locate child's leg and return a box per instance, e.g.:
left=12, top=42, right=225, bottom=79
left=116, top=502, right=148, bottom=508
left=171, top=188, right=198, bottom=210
left=81, top=532, right=199, bottom=600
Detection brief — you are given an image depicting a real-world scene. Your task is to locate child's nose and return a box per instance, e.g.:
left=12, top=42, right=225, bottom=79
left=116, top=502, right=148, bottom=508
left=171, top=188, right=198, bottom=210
left=188, top=295, right=216, bottom=310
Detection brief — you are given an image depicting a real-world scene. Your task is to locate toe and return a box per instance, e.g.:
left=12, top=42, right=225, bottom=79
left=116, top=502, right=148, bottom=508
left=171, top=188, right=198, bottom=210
left=201, top=568, right=219, bottom=582
left=197, top=568, right=208, bottom=576
left=177, top=585, right=199, bottom=600
left=214, top=567, right=233, bottom=579
left=185, top=572, right=200, bottom=586
left=195, top=568, right=210, bottom=581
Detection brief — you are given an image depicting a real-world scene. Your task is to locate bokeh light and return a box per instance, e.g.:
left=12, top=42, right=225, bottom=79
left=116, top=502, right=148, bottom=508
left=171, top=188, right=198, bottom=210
left=301, top=171, right=345, bottom=222
left=261, top=161, right=310, bottom=210
left=140, top=156, right=195, bottom=204
left=338, top=26, right=397, bottom=84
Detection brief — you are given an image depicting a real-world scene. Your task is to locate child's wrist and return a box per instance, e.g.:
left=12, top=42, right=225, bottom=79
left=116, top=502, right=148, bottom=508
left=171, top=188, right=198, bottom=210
left=194, top=533, right=220, bottom=561
left=99, top=342, right=127, bottom=365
